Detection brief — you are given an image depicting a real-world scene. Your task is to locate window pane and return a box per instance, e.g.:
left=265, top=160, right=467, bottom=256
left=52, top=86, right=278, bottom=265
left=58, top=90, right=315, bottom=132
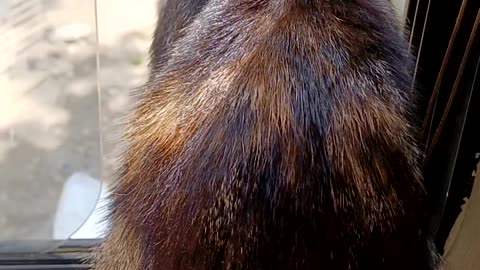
left=0, top=0, right=157, bottom=252
left=0, top=0, right=100, bottom=250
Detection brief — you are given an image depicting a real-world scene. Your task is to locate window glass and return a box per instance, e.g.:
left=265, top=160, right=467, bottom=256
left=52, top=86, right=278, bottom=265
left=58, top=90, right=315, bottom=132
left=0, top=0, right=100, bottom=250
left=0, top=0, right=155, bottom=252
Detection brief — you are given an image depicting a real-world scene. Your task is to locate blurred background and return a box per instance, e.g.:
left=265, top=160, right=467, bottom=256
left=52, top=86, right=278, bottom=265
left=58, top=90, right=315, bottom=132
left=0, top=0, right=157, bottom=242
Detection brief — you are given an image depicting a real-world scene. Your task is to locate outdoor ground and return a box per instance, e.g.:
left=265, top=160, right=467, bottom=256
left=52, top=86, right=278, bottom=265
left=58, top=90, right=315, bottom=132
left=0, top=0, right=157, bottom=241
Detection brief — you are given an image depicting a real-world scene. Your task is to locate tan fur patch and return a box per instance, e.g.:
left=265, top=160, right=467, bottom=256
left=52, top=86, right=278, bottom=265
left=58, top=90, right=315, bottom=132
left=91, top=220, right=143, bottom=270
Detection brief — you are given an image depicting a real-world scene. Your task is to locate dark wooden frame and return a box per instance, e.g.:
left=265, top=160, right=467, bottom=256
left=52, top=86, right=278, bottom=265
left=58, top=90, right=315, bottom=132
left=406, top=0, right=480, bottom=253
left=0, top=240, right=97, bottom=269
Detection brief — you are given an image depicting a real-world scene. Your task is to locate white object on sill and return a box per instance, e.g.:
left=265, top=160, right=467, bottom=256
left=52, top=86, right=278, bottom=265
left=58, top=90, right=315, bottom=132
left=53, top=172, right=110, bottom=240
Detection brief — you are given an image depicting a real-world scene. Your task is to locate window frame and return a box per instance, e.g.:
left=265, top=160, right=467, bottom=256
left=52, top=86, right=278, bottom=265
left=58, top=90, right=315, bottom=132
left=0, top=239, right=97, bottom=270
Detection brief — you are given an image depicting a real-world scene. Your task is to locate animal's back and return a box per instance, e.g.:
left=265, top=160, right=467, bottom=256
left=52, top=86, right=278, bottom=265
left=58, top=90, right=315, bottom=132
left=92, top=0, right=442, bottom=269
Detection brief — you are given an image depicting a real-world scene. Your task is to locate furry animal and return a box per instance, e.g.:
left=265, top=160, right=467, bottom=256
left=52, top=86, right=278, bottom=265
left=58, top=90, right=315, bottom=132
left=92, top=0, right=443, bottom=269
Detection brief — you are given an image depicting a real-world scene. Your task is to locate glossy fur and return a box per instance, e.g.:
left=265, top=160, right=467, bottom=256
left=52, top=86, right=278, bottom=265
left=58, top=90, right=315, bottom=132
left=92, top=0, right=443, bottom=269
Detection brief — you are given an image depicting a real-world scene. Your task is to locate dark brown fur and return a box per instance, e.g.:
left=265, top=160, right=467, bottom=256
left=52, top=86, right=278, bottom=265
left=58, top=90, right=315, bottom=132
left=92, top=0, right=443, bottom=269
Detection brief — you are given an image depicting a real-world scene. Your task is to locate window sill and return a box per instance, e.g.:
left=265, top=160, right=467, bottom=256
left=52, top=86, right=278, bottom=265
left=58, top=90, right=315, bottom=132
left=0, top=239, right=98, bottom=270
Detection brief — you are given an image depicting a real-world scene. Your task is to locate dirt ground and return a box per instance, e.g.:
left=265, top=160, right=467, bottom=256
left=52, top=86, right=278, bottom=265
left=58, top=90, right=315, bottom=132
left=0, top=0, right=157, bottom=241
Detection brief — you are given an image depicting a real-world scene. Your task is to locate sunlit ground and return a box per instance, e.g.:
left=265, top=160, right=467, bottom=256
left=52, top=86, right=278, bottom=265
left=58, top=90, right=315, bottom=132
left=0, top=0, right=156, bottom=241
